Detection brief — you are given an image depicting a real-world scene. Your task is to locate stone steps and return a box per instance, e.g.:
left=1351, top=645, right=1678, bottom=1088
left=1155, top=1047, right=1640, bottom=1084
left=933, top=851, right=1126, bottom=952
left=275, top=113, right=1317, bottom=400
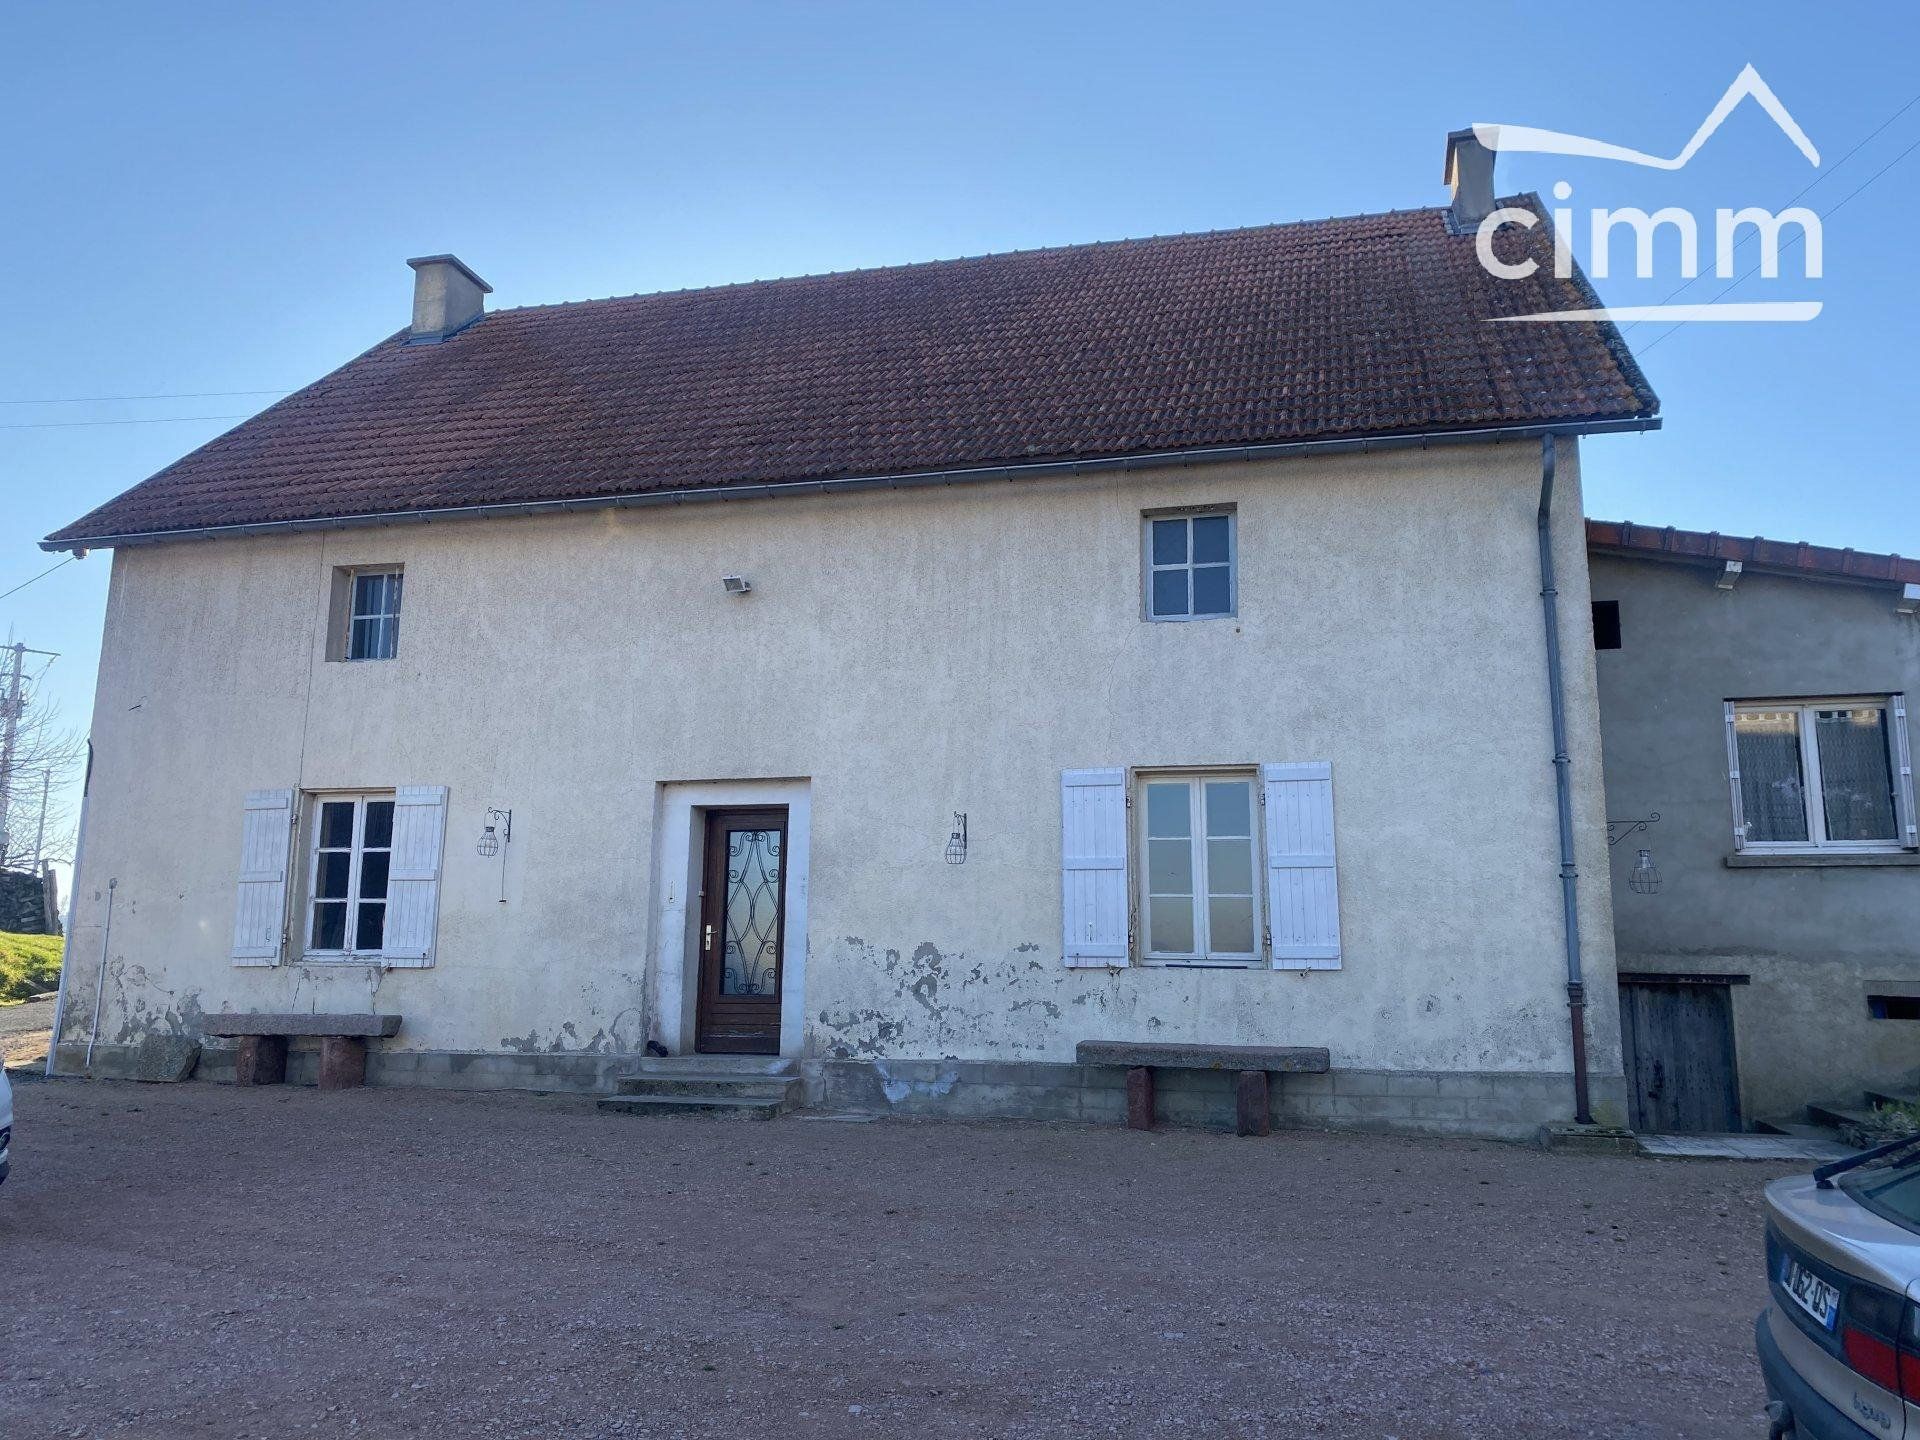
left=1756, top=1117, right=1844, bottom=1143
left=1806, top=1100, right=1878, bottom=1133
left=1863, top=1089, right=1920, bottom=1112
left=611, top=1073, right=799, bottom=1100
left=597, top=1055, right=803, bottom=1120
left=597, top=1092, right=791, bottom=1121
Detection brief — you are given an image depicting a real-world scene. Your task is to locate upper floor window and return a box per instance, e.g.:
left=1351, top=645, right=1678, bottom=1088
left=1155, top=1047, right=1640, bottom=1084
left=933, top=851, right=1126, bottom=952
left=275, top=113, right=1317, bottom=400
left=346, top=569, right=403, bottom=660
left=1728, top=697, right=1915, bottom=852
left=1145, top=511, right=1235, bottom=621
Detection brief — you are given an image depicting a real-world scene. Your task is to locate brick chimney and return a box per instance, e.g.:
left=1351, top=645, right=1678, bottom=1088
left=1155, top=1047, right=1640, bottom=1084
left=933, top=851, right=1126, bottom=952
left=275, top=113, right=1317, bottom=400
left=406, top=254, right=492, bottom=343
left=1444, top=129, right=1496, bottom=231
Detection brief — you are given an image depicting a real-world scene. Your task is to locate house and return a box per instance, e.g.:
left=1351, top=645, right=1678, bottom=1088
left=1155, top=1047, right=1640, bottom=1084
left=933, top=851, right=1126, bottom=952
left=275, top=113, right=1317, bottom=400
left=41, top=134, right=1660, bottom=1136
left=1587, top=521, right=1920, bottom=1133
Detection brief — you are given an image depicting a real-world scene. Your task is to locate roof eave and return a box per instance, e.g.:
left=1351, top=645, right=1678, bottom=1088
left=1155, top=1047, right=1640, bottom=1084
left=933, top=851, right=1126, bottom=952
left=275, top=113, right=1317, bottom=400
left=42, top=414, right=1660, bottom=553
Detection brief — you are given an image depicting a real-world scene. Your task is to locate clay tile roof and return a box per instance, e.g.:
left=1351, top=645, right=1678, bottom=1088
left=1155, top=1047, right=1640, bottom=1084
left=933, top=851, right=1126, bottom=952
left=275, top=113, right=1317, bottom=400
left=47, top=197, right=1658, bottom=547
left=1587, top=519, right=1920, bottom=589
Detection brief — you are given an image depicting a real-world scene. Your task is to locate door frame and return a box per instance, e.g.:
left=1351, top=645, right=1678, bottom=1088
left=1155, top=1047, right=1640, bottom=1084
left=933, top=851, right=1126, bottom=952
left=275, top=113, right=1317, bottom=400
left=695, top=806, right=789, bottom=1054
left=651, top=779, right=812, bottom=1058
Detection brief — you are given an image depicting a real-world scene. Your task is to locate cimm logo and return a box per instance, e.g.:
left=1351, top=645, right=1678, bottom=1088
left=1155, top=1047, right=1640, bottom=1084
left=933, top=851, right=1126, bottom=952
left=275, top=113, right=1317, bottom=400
left=1474, top=65, right=1823, bottom=323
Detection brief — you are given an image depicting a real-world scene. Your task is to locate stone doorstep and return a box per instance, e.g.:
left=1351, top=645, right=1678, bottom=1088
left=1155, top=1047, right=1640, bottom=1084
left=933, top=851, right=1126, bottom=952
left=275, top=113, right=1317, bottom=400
left=1538, top=1122, right=1640, bottom=1156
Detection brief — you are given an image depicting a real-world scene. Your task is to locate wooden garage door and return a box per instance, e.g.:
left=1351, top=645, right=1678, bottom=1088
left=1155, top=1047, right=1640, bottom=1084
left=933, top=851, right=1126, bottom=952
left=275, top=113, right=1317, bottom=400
left=1618, top=979, right=1742, bottom=1134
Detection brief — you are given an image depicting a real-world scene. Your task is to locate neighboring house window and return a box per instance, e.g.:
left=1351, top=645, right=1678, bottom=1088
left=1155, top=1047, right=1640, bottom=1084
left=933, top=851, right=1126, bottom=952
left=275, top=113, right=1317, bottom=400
left=1138, top=771, right=1261, bottom=965
left=1145, top=511, right=1235, bottom=621
left=346, top=569, right=403, bottom=660
left=1728, top=698, right=1915, bottom=851
left=307, top=793, right=395, bottom=954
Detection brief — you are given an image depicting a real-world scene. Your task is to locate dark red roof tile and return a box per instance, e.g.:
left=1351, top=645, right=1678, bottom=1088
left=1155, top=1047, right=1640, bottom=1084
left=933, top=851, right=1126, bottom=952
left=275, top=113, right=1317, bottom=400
left=49, top=199, right=1657, bottom=545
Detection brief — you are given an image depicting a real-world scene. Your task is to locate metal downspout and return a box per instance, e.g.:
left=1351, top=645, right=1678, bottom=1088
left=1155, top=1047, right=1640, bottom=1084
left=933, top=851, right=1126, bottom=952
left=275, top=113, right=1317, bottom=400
left=1537, top=433, right=1594, bottom=1125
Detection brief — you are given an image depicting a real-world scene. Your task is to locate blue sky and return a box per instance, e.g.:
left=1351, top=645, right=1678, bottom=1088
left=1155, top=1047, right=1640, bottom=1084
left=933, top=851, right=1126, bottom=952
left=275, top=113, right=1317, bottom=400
left=4, top=1, right=1918, bottom=879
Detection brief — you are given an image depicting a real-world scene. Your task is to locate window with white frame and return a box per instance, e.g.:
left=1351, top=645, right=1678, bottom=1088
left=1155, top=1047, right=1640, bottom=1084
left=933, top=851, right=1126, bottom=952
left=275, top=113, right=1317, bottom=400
left=1145, top=511, right=1235, bottom=621
left=1138, top=771, right=1261, bottom=964
left=1729, top=698, right=1913, bottom=851
left=345, top=568, right=403, bottom=661
left=306, top=793, right=395, bottom=954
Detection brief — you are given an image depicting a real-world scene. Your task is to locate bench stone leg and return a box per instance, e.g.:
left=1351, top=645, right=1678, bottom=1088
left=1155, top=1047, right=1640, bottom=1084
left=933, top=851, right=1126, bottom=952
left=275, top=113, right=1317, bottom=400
left=318, top=1035, right=368, bottom=1090
left=1126, top=1067, right=1155, bottom=1130
left=1235, top=1070, right=1270, bottom=1137
left=234, top=1035, right=287, bottom=1086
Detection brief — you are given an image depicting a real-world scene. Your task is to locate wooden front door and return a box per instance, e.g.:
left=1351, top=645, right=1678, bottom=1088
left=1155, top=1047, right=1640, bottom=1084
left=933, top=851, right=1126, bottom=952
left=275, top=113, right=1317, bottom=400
left=1619, top=980, right=1742, bottom=1133
left=695, top=807, right=788, bottom=1055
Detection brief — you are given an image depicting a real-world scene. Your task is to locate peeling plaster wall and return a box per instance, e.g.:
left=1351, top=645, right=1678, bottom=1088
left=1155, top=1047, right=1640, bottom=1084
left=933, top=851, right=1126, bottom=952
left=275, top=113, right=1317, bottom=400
left=60, top=441, right=1619, bottom=1093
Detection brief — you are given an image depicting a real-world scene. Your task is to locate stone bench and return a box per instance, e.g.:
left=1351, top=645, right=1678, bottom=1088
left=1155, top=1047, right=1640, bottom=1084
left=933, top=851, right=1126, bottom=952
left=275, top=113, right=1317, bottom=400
left=1075, top=1041, right=1331, bottom=1136
left=202, top=1014, right=403, bottom=1090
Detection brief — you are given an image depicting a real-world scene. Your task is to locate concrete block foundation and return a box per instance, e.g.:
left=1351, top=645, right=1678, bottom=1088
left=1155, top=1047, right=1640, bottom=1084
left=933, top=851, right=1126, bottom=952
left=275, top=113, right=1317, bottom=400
left=57, top=1044, right=1622, bottom=1140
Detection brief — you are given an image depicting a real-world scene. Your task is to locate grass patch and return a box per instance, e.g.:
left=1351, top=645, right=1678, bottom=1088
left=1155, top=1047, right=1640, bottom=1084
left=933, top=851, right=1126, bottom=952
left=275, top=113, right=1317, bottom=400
left=0, top=930, right=63, bottom=1004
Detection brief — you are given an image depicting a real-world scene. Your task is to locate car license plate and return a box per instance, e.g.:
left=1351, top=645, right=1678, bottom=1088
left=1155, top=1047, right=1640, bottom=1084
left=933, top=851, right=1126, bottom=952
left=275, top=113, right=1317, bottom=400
left=1782, top=1256, right=1840, bottom=1330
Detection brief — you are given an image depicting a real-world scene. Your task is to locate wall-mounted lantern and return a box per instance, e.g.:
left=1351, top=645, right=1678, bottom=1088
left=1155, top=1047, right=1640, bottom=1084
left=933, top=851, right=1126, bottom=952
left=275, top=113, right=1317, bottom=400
left=944, top=812, right=968, bottom=865
left=1628, top=848, right=1662, bottom=895
left=1607, top=812, right=1661, bottom=895
left=478, top=807, right=513, bottom=902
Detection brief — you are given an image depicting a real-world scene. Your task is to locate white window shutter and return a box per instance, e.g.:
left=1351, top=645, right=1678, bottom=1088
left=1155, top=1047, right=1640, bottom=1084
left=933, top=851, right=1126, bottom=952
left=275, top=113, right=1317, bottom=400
left=232, top=788, right=294, bottom=965
left=1262, top=762, right=1341, bottom=970
left=1893, top=694, right=1917, bottom=850
left=1724, top=701, right=1748, bottom=850
left=1062, top=768, right=1128, bottom=967
left=381, top=785, right=448, bottom=967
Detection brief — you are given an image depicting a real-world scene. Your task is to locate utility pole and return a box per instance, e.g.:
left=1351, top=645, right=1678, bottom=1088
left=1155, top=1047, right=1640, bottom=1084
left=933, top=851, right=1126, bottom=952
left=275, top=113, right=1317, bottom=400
left=0, top=640, right=23, bottom=869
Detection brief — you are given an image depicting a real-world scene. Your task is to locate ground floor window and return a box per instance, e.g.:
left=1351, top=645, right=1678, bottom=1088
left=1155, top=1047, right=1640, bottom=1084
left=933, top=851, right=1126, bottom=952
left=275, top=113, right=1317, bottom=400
left=1138, top=770, right=1260, bottom=965
left=307, top=792, right=395, bottom=955
left=1730, top=698, right=1907, bottom=851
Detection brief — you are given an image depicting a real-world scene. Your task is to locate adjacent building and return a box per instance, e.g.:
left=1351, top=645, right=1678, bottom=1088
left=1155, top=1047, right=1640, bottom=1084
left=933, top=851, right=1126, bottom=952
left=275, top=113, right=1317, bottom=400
left=1588, top=521, right=1920, bottom=1131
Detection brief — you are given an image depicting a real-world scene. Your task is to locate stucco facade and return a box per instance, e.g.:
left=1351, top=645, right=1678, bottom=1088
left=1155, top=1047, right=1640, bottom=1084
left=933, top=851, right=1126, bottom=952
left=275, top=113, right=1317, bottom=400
left=1590, top=552, right=1920, bottom=1124
left=55, top=439, right=1625, bottom=1133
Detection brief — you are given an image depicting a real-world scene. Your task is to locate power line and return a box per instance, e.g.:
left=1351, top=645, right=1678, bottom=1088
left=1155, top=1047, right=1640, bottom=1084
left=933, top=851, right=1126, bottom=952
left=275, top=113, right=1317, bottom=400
left=0, top=557, right=77, bottom=602
left=0, top=413, right=250, bottom=430
left=1622, top=89, right=1920, bottom=330
left=0, top=388, right=291, bottom=405
left=1639, top=129, right=1920, bottom=356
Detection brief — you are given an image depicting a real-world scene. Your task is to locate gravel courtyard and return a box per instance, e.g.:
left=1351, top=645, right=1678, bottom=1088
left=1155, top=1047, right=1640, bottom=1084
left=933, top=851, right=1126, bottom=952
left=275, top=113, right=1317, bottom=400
left=1, top=1078, right=1783, bottom=1439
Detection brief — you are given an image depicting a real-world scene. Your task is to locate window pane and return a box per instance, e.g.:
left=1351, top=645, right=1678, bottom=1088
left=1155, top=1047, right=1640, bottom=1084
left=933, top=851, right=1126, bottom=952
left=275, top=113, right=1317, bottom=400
left=311, top=901, right=347, bottom=951
left=1206, top=837, right=1253, bottom=897
left=319, top=800, right=356, bottom=848
left=1735, top=710, right=1809, bottom=843
left=1816, top=708, right=1897, bottom=842
left=316, top=850, right=351, bottom=899
left=1148, top=897, right=1194, bottom=954
left=357, top=850, right=390, bottom=900
left=353, top=571, right=395, bottom=619
left=349, top=616, right=378, bottom=660
left=1191, top=515, right=1230, bottom=564
left=362, top=800, right=395, bottom=850
left=356, top=903, right=386, bottom=952
left=1151, top=518, right=1187, bottom=566
left=1146, top=782, right=1191, bottom=838
left=1191, top=565, right=1231, bottom=615
left=1151, top=568, right=1188, bottom=618
left=1203, top=781, right=1251, bottom=837
left=1148, top=837, right=1194, bottom=895
left=1208, top=896, right=1255, bottom=955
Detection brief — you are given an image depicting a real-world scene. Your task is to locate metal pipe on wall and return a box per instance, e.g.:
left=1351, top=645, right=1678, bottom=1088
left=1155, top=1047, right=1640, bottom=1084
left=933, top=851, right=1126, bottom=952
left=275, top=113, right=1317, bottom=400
left=1536, top=433, right=1594, bottom=1126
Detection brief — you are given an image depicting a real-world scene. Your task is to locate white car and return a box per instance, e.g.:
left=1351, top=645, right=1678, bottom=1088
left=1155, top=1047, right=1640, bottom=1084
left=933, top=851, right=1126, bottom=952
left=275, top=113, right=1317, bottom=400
left=0, top=1066, right=10, bottom=1185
